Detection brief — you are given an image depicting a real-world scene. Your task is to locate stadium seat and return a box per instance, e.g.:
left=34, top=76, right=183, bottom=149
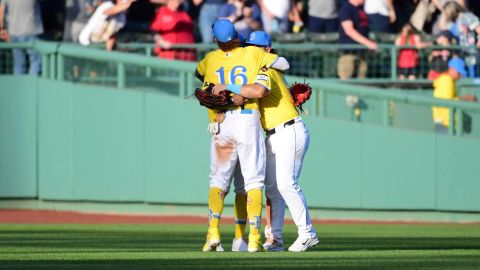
left=307, top=32, right=339, bottom=43
left=271, top=32, right=307, bottom=43
left=369, top=32, right=397, bottom=43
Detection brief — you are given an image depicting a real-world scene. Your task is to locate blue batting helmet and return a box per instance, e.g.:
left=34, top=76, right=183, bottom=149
left=448, top=58, right=467, bottom=77
left=246, top=31, right=272, bottom=47
left=211, top=19, right=237, bottom=42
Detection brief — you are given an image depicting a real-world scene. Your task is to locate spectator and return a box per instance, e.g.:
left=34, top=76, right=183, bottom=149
left=150, top=0, right=196, bottom=61
left=392, top=0, right=417, bottom=33
left=443, top=1, right=480, bottom=77
left=410, top=0, right=436, bottom=32
left=194, top=0, right=226, bottom=43
left=337, top=0, right=377, bottom=80
left=219, top=0, right=261, bottom=38
left=307, top=0, right=338, bottom=33
left=0, top=0, right=43, bottom=75
left=431, top=0, right=466, bottom=34
left=257, top=0, right=302, bottom=33
left=64, top=0, right=102, bottom=42
left=427, top=30, right=455, bottom=80
left=432, top=57, right=466, bottom=134
left=78, top=0, right=136, bottom=50
left=288, top=0, right=304, bottom=33
left=364, top=0, right=396, bottom=33
left=395, top=23, right=431, bottom=80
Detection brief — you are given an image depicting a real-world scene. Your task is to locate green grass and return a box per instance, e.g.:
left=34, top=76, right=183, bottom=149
left=1, top=223, right=480, bottom=269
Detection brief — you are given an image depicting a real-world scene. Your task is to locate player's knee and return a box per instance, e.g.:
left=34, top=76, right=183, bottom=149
left=276, top=180, right=301, bottom=195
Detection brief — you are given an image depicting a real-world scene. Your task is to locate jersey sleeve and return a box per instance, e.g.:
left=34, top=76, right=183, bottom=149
left=256, top=49, right=279, bottom=70
left=197, top=57, right=207, bottom=77
left=254, top=71, right=272, bottom=92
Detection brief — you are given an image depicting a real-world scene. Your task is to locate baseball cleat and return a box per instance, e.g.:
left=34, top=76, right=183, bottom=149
left=288, top=236, right=319, bottom=252
left=263, top=238, right=284, bottom=252
left=202, top=228, right=223, bottom=252
left=247, top=234, right=263, bottom=252
left=231, top=237, right=248, bottom=252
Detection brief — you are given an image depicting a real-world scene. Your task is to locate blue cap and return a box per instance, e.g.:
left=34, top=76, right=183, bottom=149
left=211, top=19, right=237, bottom=42
left=246, top=31, right=272, bottom=47
left=238, top=33, right=246, bottom=44
left=448, top=58, right=467, bottom=77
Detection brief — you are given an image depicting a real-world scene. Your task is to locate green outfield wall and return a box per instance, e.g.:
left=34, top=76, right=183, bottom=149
left=1, top=75, right=479, bottom=212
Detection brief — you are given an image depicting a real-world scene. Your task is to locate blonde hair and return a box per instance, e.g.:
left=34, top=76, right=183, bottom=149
left=443, top=1, right=466, bottom=21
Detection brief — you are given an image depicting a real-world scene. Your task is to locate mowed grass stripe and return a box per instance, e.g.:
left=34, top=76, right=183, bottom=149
left=0, top=223, right=479, bottom=269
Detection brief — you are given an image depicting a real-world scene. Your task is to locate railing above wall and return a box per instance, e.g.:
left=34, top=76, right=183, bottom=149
left=1, top=41, right=480, bottom=138
left=115, top=42, right=478, bottom=80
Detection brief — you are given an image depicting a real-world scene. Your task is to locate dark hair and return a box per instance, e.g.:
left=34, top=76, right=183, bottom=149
left=217, top=38, right=241, bottom=52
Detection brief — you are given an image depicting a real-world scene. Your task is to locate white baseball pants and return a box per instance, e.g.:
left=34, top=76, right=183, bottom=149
left=265, top=117, right=317, bottom=240
left=209, top=109, right=265, bottom=193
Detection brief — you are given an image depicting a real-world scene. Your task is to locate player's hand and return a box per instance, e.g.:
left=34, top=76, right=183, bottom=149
left=212, top=84, right=228, bottom=95
left=232, top=94, right=247, bottom=106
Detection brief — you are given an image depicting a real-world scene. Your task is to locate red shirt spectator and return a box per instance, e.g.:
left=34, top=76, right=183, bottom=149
left=150, top=0, right=195, bottom=61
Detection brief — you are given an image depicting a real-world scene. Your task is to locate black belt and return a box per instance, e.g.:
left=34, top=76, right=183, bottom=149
left=266, top=119, right=296, bottom=136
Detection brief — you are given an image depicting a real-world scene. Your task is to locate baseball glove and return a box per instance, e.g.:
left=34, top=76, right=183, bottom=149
left=290, top=82, right=312, bottom=110
left=194, top=83, right=234, bottom=109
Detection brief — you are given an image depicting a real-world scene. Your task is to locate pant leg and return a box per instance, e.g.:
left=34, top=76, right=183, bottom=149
left=264, top=136, right=286, bottom=242
left=235, top=113, right=265, bottom=192
left=308, top=16, right=324, bottom=33
left=26, top=35, right=42, bottom=76
left=357, top=56, right=368, bottom=79
left=269, top=120, right=316, bottom=238
left=10, top=35, right=26, bottom=75
left=368, top=13, right=391, bottom=33
left=337, top=54, right=355, bottom=80
left=209, top=117, right=239, bottom=192
left=323, top=18, right=339, bottom=32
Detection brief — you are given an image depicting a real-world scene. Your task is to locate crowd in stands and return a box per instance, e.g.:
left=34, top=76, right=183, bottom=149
left=1, top=0, right=480, bottom=80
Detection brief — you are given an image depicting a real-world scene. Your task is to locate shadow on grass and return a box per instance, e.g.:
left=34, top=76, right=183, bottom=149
left=1, top=226, right=480, bottom=269
left=1, top=230, right=480, bottom=252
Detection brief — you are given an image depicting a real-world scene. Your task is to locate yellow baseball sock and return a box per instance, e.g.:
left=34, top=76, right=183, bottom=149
left=246, top=188, right=263, bottom=238
left=233, top=192, right=247, bottom=239
left=208, top=187, right=225, bottom=230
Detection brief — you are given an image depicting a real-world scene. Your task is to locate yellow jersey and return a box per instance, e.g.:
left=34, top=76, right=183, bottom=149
left=432, top=73, right=457, bottom=126
left=259, top=69, right=299, bottom=130
left=196, top=46, right=277, bottom=122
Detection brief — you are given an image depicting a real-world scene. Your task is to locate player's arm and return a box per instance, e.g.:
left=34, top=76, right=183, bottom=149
left=212, top=72, right=271, bottom=98
left=270, top=57, right=290, bottom=71
left=195, top=69, right=204, bottom=82
left=195, top=57, right=207, bottom=82
left=250, top=46, right=290, bottom=72
left=216, top=83, right=269, bottom=98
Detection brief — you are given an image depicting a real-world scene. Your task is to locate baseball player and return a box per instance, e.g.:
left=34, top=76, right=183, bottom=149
left=213, top=31, right=319, bottom=252
left=195, top=19, right=290, bottom=252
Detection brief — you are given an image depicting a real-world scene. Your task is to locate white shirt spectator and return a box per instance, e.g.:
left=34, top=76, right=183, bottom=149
left=262, top=0, right=290, bottom=18
left=364, top=0, right=389, bottom=16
